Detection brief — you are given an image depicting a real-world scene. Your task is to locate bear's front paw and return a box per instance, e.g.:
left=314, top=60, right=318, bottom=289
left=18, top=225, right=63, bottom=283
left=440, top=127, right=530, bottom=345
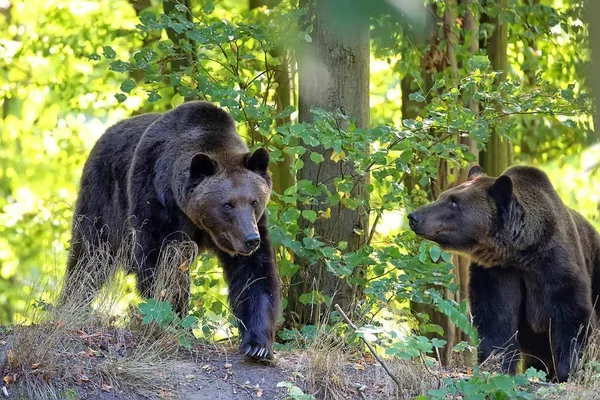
left=240, top=335, right=273, bottom=360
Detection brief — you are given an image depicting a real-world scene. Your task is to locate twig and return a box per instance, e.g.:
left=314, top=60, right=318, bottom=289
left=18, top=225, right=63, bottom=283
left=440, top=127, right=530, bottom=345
left=334, top=304, right=402, bottom=389
left=354, top=383, right=367, bottom=400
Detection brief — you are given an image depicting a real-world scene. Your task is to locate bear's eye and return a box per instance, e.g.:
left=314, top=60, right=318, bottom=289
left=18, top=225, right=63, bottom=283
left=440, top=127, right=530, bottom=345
left=449, top=196, right=459, bottom=207
left=251, top=200, right=259, bottom=207
left=223, top=202, right=234, bottom=210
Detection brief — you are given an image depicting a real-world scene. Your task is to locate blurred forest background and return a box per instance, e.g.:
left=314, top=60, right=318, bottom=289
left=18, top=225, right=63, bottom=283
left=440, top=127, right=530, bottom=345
left=1, top=0, right=599, bottom=396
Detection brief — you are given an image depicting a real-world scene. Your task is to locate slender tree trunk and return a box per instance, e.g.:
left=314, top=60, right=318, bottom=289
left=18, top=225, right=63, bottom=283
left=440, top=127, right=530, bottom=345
left=248, top=0, right=295, bottom=195
left=287, top=0, right=370, bottom=326
left=453, top=0, right=480, bottom=367
left=480, top=0, right=512, bottom=175
left=164, top=0, right=193, bottom=75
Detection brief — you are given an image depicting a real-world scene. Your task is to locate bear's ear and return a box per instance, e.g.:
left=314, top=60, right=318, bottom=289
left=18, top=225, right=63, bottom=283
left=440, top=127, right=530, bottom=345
left=190, top=153, right=216, bottom=182
left=468, top=165, right=485, bottom=181
left=245, top=148, right=270, bottom=175
left=489, top=175, right=513, bottom=219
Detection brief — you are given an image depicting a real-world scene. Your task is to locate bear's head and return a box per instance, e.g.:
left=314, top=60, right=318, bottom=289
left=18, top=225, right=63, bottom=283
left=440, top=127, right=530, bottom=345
left=183, top=148, right=272, bottom=256
left=408, top=165, right=518, bottom=266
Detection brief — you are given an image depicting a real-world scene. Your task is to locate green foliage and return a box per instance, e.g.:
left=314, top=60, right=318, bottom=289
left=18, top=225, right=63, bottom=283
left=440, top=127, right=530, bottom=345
left=277, top=381, right=316, bottom=400
left=419, top=367, right=548, bottom=400
left=0, top=2, right=596, bottom=399
left=138, top=298, right=198, bottom=348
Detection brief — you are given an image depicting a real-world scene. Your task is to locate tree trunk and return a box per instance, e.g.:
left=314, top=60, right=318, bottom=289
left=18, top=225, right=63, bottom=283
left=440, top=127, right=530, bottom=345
left=287, top=0, right=370, bottom=326
left=164, top=0, right=193, bottom=75
left=248, top=0, right=295, bottom=195
left=452, top=0, right=480, bottom=368
left=480, top=0, right=512, bottom=176
left=586, top=0, right=600, bottom=145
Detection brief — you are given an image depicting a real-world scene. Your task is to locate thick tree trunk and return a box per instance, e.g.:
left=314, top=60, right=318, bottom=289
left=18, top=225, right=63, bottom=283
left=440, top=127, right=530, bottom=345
left=287, top=0, right=370, bottom=325
left=586, top=0, right=600, bottom=144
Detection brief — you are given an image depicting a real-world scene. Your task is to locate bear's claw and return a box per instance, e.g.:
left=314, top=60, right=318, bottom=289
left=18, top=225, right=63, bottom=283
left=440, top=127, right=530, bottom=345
left=241, top=344, right=272, bottom=360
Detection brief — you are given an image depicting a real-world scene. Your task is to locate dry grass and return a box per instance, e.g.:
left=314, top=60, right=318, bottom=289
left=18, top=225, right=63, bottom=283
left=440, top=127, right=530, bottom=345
left=281, top=317, right=438, bottom=400
left=2, top=234, right=199, bottom=400
left=565, top=325, right=600, bottom=399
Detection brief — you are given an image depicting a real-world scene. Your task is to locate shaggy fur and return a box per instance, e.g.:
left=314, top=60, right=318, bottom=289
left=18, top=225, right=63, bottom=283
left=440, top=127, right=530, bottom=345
left=61, top=101, right=280, bottom=359
left=408, top=165, right=600, bottom=382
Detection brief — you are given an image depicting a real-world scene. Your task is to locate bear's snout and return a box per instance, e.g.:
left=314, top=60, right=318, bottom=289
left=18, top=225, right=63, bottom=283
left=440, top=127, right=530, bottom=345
left=407, top=211, right=422, bottom=231
left=244, top=232, right=260, bottom=252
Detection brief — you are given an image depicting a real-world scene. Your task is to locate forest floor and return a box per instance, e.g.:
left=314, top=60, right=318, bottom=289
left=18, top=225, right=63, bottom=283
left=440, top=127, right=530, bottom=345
left=0, top=318, right=598, bottom=399
left=0, top=323, right=429, bottom=400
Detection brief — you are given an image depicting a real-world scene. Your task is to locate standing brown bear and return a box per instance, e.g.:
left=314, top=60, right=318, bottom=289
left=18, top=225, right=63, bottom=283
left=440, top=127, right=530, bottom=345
left=408, top=165, right=600, bottom=382
left=61, top=101, right=280, bottom=360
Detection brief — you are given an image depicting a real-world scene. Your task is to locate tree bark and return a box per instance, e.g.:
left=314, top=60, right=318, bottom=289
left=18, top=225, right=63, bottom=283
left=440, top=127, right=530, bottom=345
left=287, top=0, right=370, bottom=325
left=586, top=0, right=600, bottom=144
left=480, top=0, right=512, bottom=176
left=248, top=0, right=295, bottom=195
left=164, top=0, right=193, bottom=75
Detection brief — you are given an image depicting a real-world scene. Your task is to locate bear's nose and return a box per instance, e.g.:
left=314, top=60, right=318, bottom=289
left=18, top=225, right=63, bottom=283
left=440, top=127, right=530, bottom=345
left=244, top=233, right=260, bottom=251
left=407, top=212, right=422, bottom=230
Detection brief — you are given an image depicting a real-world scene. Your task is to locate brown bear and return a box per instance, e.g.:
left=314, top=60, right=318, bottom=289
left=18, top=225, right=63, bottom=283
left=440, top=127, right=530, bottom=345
left=61, top=101, right=280, bottom=359
left=408, top=165, right=600, bottom=382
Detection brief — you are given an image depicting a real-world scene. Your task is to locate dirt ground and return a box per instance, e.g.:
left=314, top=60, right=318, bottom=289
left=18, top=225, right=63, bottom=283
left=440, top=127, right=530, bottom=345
left=0, top=324, right=404, bottom=400
left=171, top=350, right=289, bottom=400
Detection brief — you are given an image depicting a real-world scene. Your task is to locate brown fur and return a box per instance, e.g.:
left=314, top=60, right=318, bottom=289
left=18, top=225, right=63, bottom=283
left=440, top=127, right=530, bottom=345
left=61, top=101, right=280, bottom=360
left=408, top=165, right=600, bottom=381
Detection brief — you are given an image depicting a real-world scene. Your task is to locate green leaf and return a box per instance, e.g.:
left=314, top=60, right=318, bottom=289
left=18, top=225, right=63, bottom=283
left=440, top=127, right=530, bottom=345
left=181, top=315, right=198, bottom=329
left=492, top=374, right=514, bottom=392
left=115, top=93, right=127, bottom=103
left=310, top=152, right=324, bottom=164
left=102, top=46, right=116, bottom=59
left=298, top=31, right=312, bottom=43
left=429, top=246, right=441, bottom=262
left=120, top=79, right=136, bottom=93
left=148, top=91, right=162, bottom=103
left=408, top=91, right=426, bottom=103
left=468, top=55, right=490, bottom=70
left=139, top=10, right=157, bottom=26
left=301, top=210, right=317, bottom=223
left=109, top=60, right=132, bottom=73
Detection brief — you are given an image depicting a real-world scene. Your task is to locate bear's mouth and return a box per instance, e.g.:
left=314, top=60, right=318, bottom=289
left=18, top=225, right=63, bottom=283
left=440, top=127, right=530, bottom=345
left=213, top=232, right=257, bottom=257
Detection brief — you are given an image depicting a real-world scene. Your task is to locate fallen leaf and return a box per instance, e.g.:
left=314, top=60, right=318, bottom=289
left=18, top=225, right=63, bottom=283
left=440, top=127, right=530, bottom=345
left=101, top=382, right=112, bottom=392
left=56, top=320, right=64, bottom=329
left=179, top=259, right=189, bottom=271
left=79, top=374, right=90, bottom=382
left=3, top=375, right=11, bottom=385
left=257, top=390, right=263, bottom=397
left=224, top=363, right=232, bottom=369
left=31, top=363, right=41, bottom=370
left=352, top=362, right=365, bottom=371
left=201, top=364, right=212, bottom=372
left=6, top=350, right=13, bottom=365
left=185, top=375, right=195, bottom=382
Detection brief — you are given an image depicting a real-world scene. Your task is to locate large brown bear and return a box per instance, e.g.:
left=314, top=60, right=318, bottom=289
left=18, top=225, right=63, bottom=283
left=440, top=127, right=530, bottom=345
left=408, top=165, right=600, bottom=382
left=61, top=101, right=280, bottom=359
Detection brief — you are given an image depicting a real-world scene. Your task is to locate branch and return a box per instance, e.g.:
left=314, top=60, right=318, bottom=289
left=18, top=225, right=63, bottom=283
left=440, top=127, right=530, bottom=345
left=334, top=304, right=402, bottom=389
